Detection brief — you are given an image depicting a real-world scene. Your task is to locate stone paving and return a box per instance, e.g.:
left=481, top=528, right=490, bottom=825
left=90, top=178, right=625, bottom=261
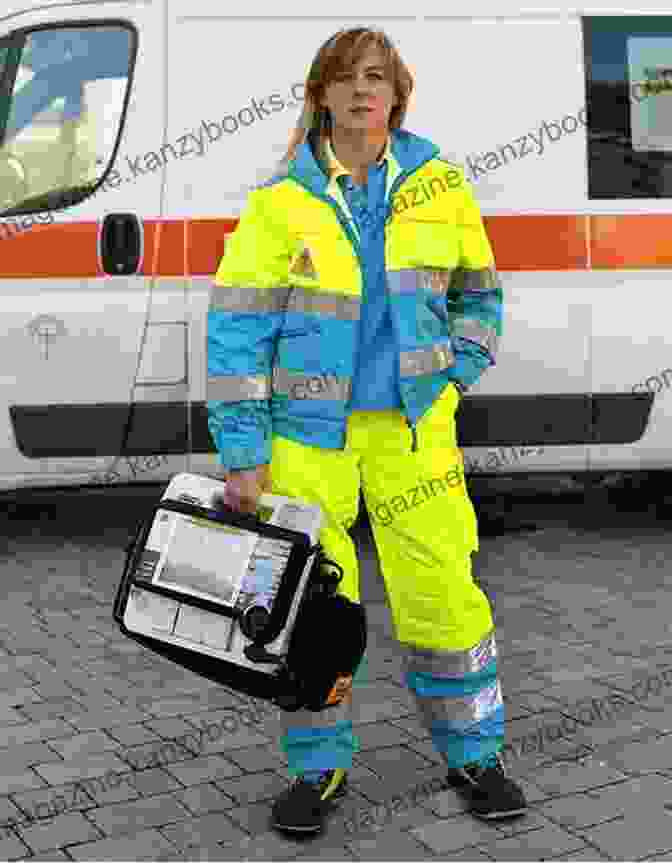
left=0, top=476, right=669, bottom=860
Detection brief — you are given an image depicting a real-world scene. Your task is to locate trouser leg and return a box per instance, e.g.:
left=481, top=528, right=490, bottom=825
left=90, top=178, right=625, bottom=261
left=403, top=626, right=505, bottom=768
left=357, top=384, right=505, bottom=767
left=267, top=431, right=362, bottom=776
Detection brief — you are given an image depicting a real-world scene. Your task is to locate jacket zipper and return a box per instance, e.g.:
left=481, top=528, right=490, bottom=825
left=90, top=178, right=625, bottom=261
left=384, top=167, right=426, bottom=453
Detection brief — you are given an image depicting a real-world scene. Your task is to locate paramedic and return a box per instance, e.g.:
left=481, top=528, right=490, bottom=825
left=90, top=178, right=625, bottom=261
left=207, top=26, right=527, bottom=834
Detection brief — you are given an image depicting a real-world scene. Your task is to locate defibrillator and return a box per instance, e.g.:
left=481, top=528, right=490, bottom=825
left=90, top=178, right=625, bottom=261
left=113, top=473, right=366, bottom=711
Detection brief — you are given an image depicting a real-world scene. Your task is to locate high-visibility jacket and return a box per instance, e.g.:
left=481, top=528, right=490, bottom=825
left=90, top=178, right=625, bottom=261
left=207, top=128, right=502, bottom=471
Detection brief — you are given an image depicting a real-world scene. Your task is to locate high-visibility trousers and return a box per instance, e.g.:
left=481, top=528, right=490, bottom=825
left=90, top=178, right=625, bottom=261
left=267, top=382, right=505, bottom=774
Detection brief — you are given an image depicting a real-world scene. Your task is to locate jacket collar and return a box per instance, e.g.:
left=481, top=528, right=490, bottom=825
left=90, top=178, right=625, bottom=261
left=289, top=128, right=440, bottom=202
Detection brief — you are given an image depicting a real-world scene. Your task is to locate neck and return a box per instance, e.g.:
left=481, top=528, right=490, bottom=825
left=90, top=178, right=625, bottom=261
left=329, top=126, right=388, bottom=184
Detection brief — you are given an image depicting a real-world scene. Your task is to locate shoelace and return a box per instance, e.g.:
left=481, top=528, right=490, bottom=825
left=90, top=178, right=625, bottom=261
left=291, top=772, right=329, bottom=788
left=469, top=752, right=505, bottom=777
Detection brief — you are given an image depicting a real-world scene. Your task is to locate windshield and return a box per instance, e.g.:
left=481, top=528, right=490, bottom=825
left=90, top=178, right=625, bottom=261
left=4, top=28, right=131, bottom=143
left=0, top=26, right=133, bottom=215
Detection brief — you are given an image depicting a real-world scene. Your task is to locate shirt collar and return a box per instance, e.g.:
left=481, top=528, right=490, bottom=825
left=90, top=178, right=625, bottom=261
left=324, top=135, right=391, bottom=185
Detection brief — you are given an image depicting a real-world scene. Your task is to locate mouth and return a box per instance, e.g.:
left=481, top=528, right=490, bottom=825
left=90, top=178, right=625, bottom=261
left=350, top=106, right=374, bottom=114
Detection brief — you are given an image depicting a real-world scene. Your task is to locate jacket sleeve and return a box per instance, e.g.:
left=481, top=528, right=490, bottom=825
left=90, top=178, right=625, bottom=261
left=446, top=174, right=503, bottom=390
left=207, top=189, right=293, bottom=471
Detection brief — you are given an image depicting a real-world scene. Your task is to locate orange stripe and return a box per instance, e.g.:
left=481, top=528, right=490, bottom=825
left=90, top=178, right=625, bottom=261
left=0, top=221, right=164, bottom=278
left=0, top=222, right=102, bottom=278
left=483, top=215, right=588, bottom=271
left=188, top=219, right=239, bottom=276
left=0, top=218, right=236, bottom=278
left=0, top=214, right=670, bottom=277
left=590, top=215, right=672, bottom=268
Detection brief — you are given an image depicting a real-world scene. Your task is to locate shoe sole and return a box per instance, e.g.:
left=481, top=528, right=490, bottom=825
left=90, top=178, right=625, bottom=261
left=470, top=805, right=528, bottom=820
left=273, top=822, right=324, bottom=834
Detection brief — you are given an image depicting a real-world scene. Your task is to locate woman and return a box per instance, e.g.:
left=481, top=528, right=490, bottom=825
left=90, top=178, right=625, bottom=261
left=207, top=26, right=527, bottom=835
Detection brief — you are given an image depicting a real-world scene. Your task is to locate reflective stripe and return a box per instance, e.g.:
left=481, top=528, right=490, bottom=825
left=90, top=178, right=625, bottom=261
left=288, top=287, right=361, bottom=321
left=280, top=699, right=353, bottom=734
left=388, top=268, right=453, bottom=296
left=387, top=267, right=499, bottom=297
left=209, top=285, right=290, bottom=314
left=452, top=318, right=499, bottom=355
left=413, top=681, right=503, bottom=729
left=400, top=343, right=455, bottom=377
left=451, top=266, right=499, bottom=294
left=207, top=374, right=271, bottom=401
left=272, top=367, right=351, bottom=401
left=404, top=632, right=497, bottom=678
left=209, top=285, right=361, bottom=320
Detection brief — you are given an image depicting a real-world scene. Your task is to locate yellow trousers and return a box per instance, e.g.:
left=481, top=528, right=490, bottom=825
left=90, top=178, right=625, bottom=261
left=268, top=382, right=503, bottom=773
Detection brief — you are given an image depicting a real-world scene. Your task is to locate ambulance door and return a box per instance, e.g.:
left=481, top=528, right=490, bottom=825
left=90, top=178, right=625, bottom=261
left=0, top=2, right=176, bottom=491
left=583, top=14, right=672, bottom=473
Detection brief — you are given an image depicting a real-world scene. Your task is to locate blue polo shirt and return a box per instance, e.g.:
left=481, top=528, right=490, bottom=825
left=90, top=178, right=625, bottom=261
left=324, top=138, right=402, bottom=411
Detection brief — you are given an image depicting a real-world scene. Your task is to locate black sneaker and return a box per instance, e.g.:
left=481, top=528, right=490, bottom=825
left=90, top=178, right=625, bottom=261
left=446, top=753, right=527, bottom=820
left=271, top=768, right=348, bottom=834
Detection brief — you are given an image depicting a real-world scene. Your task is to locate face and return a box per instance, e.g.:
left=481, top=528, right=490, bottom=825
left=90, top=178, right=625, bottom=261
left=321, top=43, right=398, bottom=134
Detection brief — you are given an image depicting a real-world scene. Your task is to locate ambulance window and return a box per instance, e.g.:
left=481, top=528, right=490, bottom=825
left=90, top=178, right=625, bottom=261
left=0, top=24, right=135, bottom=217
left=0, top=37, right=20, bottom=143
left=584, top=16, right=672, bottom=198
left=0, top=43, right=8, bottom=78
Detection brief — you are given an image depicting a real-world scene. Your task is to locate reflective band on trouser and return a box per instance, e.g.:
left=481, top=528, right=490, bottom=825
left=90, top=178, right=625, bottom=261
left=209, top=284, right=291, bottom=313
left=405, top=639, right=504, bottom=768
left=400, top=344, right=455, bottom=377
left=286, top=287, right=361, bottom=321
left=450, top=266, right=499, bottom=293
left=387, top=268, right=454, bottom=296
left=451, top=318, right=499, bottom=356
left=279, top=698, right=357, bottom=775
left=206, top=374, right=271, bottom=401
left=404, top=631, right=497, bottom=678
left=272, top=367, right=352, bottom=401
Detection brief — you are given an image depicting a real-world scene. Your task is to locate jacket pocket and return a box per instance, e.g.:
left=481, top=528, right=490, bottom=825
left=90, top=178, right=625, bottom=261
left=275, top=321, right=324, bottom=368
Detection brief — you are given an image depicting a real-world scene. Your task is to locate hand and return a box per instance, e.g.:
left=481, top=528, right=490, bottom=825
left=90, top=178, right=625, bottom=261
left=213, top=465, right=271, bottom=515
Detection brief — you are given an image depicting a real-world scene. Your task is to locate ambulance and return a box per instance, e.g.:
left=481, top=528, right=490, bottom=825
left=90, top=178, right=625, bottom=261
left=0, top=0, right=670, bottom=492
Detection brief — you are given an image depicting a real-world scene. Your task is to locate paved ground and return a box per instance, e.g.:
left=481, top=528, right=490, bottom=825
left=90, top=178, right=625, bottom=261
left=0, top=473, right=671, bottom=861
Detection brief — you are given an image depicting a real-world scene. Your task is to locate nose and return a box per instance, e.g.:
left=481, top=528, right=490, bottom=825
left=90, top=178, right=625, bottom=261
left=353, top=73, right=373, bottom=92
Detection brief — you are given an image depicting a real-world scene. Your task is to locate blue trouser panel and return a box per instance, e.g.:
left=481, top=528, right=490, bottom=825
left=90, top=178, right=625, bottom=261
left=405, top=652, right=505, bottom=766
left=280, top=699, right=358, bottom=775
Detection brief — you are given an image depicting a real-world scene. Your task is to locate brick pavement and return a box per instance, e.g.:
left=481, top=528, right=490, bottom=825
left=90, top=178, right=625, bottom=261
left=0, top=480, right=670, bottom=860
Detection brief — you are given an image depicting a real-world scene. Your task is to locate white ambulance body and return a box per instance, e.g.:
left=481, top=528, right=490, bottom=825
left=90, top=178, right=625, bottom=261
left=0, top=0, right=670, bottom=492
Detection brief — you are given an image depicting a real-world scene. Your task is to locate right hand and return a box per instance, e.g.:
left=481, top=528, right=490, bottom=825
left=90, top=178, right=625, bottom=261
left=215, top=464, right=271, bottom=515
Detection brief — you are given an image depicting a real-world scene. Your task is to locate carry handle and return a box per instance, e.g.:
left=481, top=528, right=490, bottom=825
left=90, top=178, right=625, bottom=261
left=158, top=498, right=313, bottom=547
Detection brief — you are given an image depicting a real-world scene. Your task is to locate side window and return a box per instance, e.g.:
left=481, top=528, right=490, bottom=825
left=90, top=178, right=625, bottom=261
left=0, top=41, right=9, bottom=79
left=0, top=37, right=18, bottom=138
left=584, top=16, right=672, bottom=198
left=0, top=24, right=134, bottom=216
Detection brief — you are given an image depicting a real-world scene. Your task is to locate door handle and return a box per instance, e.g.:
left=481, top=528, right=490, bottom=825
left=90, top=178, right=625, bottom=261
left=101, top=213, right=142, bottom=275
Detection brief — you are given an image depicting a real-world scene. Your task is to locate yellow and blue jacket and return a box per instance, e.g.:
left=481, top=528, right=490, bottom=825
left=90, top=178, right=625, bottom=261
left=208, top=128, right=502, bottom=471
